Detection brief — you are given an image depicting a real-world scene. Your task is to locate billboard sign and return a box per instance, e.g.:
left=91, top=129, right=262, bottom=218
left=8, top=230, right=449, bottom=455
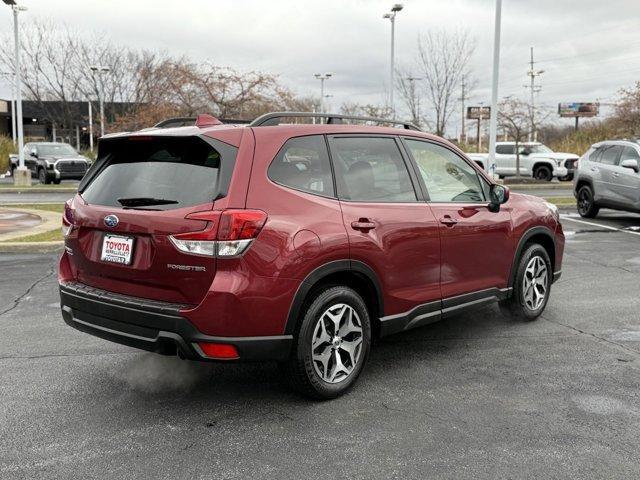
left=467, top=106, right=491, bottom=120
left=558, top=102, right=599, bottom=118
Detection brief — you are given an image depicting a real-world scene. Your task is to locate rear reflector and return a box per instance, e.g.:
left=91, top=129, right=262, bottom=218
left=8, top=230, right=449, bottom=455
left=198, top=342, right=239, bottom=359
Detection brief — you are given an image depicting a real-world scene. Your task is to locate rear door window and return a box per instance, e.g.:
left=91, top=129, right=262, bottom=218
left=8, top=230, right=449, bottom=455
left=80, top=136, right=237, bottom=210
left=329, top=136, right=418, bottom=203
left=268, top=135, right=334, bottom=197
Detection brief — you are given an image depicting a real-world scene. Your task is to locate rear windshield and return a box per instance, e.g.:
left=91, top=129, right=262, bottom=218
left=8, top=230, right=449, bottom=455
left=81, top=136, right=237, bottom=210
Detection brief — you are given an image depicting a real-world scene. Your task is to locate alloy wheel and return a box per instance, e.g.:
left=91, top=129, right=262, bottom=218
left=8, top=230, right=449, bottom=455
left=522, top=256, right=548, bottom=310
left=578, top=188, right=591, bottom=215
left=311, top=303, right=363, bottom=384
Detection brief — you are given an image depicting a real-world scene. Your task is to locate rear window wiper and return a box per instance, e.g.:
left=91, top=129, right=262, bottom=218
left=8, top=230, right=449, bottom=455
left=117, top=197, right=179, bottom=207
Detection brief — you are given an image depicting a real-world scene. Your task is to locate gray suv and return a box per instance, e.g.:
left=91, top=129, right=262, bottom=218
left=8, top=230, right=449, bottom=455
left=574, top=140, right=640, bottom=218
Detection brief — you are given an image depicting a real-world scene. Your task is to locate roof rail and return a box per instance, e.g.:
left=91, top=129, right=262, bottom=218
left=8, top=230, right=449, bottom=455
left=153, top=116, right=251, bottom=129
left=249, top=111, right=421, bottom=131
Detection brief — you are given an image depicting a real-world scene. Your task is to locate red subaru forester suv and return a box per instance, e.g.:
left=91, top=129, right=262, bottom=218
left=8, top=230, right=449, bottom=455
left=59, top=112, right=564, bottom=399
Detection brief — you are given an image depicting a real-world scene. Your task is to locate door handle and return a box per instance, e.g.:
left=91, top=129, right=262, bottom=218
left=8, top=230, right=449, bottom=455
left=590, top=166, right=598, bottom=172
left=439, top=215, right=458, bottom=226
left=612, top=172, right=620, bottom=178
left=351, top=219, right=376, bottom=232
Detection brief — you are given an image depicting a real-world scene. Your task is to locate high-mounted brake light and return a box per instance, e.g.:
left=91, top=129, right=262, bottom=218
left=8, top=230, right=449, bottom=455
left=169, top=209, right=267, bottom=258
left=62, top=198, right=75, bottom=237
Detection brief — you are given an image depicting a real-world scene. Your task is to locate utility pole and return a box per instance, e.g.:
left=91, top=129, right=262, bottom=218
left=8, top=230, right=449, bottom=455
left=525, top=47, right=543, bottom=141
left=459, top=76, right=469, bottom=143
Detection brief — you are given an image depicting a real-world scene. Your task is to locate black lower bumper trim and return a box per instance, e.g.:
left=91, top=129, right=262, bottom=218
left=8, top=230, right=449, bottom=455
left=60, top=283, right=292, bottom=362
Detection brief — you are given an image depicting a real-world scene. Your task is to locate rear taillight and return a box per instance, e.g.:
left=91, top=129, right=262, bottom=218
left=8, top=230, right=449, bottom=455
left=62, top=199, right=75, bottom=237
left=169, top=209, right=267, bottom=258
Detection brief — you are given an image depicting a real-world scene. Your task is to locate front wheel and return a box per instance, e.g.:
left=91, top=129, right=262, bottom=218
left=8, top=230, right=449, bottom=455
left=499, top=243, right=552, bottom=321
left=281, top=286, right=371, bottom=399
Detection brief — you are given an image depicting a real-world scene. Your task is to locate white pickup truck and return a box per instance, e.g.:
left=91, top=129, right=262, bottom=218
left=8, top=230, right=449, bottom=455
left=467, top=142, right=578, bottom=181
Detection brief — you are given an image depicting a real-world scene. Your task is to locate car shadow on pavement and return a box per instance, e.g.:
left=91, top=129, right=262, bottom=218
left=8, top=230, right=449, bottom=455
left=95, top=304, right=512, bottom=406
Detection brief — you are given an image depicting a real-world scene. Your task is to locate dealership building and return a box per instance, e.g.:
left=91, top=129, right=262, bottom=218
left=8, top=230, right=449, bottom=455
left=0, top=99, right=136, bottom=149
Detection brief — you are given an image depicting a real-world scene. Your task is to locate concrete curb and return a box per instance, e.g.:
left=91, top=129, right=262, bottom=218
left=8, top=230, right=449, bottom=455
left=0, top=241, right=63, bottom=254
left=0, top=188, right=77, bottom=194
left=0, top=207, right=61, bottom=242
left=507, top=183, right=572, bottom=190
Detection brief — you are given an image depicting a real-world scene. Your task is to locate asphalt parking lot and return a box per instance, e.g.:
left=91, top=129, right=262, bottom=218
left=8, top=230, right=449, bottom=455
left=1, top=209, right=639, bottom=479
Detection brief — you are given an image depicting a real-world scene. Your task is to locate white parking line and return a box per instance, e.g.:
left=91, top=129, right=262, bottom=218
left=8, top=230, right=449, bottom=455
left=560, top=215, right=640, bottom=237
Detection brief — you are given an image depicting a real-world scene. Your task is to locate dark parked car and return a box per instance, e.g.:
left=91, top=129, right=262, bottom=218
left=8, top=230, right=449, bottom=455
left=10, top=142, right=90, bottom=184
left=58, top=112, right=565, bottom=399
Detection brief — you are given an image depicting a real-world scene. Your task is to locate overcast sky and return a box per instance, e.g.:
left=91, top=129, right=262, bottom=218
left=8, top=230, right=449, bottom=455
left=1, top=0, right=638, bottom=135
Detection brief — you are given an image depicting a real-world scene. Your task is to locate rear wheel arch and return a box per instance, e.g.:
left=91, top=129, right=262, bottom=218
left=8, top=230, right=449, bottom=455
left=576, top=178, right=593, bottom=193
left=285, top=260, right=383, bottom=338
left=508, top=227, right=556, bottom=288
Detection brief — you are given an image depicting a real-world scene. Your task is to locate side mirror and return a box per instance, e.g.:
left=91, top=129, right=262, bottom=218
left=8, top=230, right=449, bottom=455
left=520, top=149, right=530, bottom=156
left=620, top=158, right=639, bottom=173
left=30, top=149, right=38, bottom=158
left=489, top=184, right=509, bottom=212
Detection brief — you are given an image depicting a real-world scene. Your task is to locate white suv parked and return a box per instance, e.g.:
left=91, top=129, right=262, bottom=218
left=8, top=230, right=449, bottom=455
left=468, top=142, right=577, bottom=181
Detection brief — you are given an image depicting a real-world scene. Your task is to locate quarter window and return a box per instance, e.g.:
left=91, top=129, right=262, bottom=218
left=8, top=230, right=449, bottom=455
left=496, top=144, right=514, bottom=155
left=330, top=137, right=418, bottom=202
left=405, top=139, right=486, bottom=202
left=268, top=135, right=334, bottom=197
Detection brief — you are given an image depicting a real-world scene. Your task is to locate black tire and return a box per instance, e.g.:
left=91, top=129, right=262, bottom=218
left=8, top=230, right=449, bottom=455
left=558, top=174, right=573, bottom=182
left=499, top=243, right=552, bottom=321
left=533, top=165, right=552, bottom=182
left=10, top=165, right=16, bottom=178
left=281, top=286, right=371, bottom=400
left=53, top=179, right=61, bottom=185
left=577, top=184, right=599, bottom=218
left=38, top=168, right=49, bottom=185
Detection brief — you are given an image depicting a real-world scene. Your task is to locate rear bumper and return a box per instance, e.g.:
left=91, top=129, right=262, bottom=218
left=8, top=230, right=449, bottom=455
left=59, top=281, right=293, bottom=362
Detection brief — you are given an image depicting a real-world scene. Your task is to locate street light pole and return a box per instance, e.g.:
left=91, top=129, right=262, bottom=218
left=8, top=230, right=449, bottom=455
left=383, top=4, right=403, bottom=117
left=3, top=0, right=29, bottom=185
left=88, top=101, right=94, bottom=152
left=0, top=70, right=16, bottom=143
left=487, top=0, right=502, bottom=180
left=90, top=65, right=110, bottom=137
left=314, top=73, right=332, bottom=115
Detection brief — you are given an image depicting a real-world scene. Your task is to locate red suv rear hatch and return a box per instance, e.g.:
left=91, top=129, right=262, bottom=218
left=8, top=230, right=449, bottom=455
left=63, top=134, right=238, bottom=305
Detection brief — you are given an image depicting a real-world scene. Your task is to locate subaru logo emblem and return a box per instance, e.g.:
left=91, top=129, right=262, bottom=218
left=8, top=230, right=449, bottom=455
left=104, top=215, right=119, bottom=228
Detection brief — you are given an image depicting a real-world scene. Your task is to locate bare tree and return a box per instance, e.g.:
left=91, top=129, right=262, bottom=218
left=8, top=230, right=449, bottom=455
left=414, top=29, right=476, bottom=136
left=613, top=81, right=640, bottom=135
left=1, top=19, right=317, bottom=136
left=498, top=98, right=531, bottom=178
left=340, top=102, right=392, bottom=119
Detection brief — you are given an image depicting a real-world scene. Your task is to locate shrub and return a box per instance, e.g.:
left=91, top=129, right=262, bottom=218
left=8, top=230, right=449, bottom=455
left=0, top=136, right=17, bottom=174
